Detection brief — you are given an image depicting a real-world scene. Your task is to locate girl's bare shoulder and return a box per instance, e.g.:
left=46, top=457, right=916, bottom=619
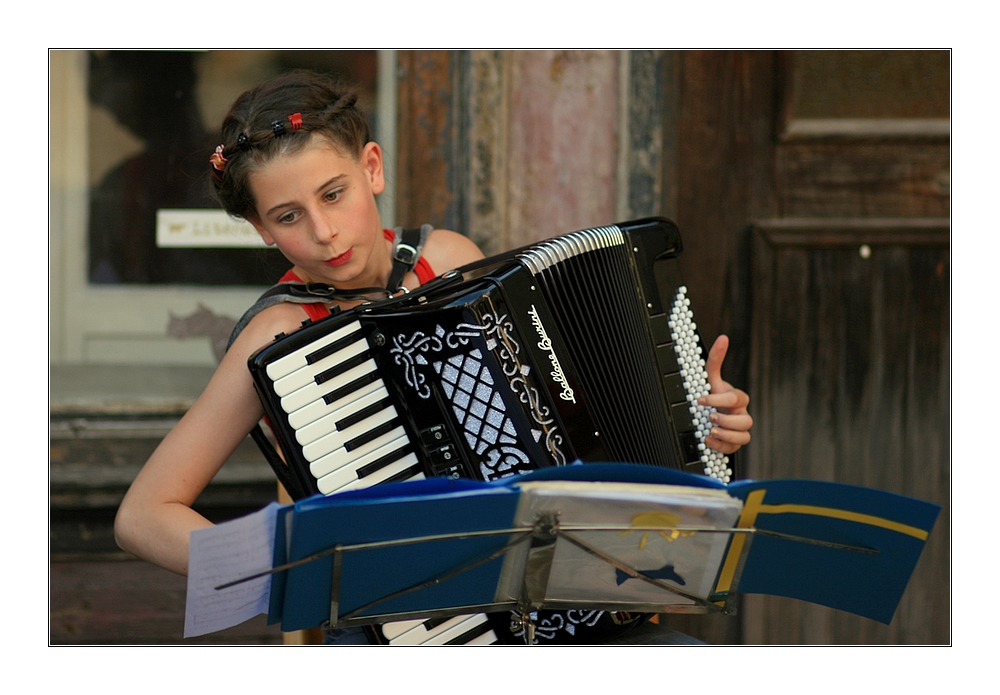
left=421, top=229, right=486, bottom=274
left=227, top=301, right=314, bottom=361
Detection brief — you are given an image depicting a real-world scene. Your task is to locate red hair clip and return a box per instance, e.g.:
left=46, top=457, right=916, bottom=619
left=288, top=112, right=303, bottom=130
left=209, top=144, right=227, bottom=172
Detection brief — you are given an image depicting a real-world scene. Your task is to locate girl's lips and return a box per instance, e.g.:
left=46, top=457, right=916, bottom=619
left=323, top=249, right=353, bottom=267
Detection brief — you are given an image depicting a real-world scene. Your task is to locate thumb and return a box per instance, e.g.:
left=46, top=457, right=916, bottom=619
left=705, top=334, right=730, bottom=391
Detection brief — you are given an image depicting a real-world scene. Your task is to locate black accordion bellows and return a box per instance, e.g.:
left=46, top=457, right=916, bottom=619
left=516, top=226, right=676, bottom=468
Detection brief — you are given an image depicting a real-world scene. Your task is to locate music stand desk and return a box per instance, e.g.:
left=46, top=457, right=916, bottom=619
left=247, top=464, right=938, bottom=635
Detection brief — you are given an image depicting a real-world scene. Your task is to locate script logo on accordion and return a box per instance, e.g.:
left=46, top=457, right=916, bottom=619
left=527, top=305, right=576, bottom=404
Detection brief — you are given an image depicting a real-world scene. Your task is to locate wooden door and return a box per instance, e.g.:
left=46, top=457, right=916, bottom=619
left=669, top=50, right=949, bottom=644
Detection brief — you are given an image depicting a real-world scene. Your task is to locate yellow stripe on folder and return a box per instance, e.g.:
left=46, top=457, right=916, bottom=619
left=756, top=503, right=929, bottom=541
left=713, top=489, right=765, bottom=602
left=712, top=489, right=929, bottom=603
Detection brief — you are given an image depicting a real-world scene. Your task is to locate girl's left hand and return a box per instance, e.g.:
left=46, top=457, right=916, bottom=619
left=696, top=335, right=753, bottom=455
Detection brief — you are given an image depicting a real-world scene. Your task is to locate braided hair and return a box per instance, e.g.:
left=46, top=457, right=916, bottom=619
left=211, top=70, right=371, bottom=222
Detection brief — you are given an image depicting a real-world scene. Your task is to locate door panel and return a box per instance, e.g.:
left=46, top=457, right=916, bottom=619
left=741, top=50, right=951, bottom=644
left=668, top=50, right=949, bottom=643
left=747, top=224, right=949, bottom=643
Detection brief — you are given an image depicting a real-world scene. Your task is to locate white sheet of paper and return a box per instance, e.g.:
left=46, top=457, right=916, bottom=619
left=184, top=502, right=280, bottom=638
left=497, top=481, right=743, bottom=607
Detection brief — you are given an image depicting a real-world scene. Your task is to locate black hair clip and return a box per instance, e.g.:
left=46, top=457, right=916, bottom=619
left=271, top=119, right=286, bottom=137
left=237, top=132, right=250, bottom=151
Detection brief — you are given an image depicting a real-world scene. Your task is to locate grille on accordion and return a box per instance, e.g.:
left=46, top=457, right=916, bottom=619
left=248, top=217, right=732, bottom=644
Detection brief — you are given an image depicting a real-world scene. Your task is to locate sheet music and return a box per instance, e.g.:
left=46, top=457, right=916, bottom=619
left=184, top=502, right=280, bottom=638
left=497, top=481, right=743, bottom=606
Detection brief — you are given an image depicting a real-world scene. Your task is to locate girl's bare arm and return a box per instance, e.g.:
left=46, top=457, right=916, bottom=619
left=114, top=304, right=305, bottom=575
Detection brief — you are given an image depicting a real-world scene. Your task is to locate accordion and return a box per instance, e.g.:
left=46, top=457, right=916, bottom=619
left=248, top=217, right=731, bottom=644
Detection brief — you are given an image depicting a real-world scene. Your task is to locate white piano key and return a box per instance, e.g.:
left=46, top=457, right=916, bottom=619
left=265, top=320, right=361, bottom=381
left=363, top=460, right=423, bottom=488
left=309, top=426, right=410, bottom=479
left=379, top=618, right=428, bottom=642
left=383, top=619, right=446, bottom=645
left=380, top=617, right=497, bottom=645
left=302, top=401, right=398, bottom=462
left=287, top=374, right=382, bottom=431
left=285, top=360, right=381, bottom=428
left=334, top=432, right=410, bottom=473
left=295, top=385, right=390, bottom=447
left=387, top=614, right=488, bottom=646
left=465, top=629, right=499, bottom=645
left=319, top=451, right=420, bottom=495
left=422, top=614, right=492, bottom=645
left=272, top=335, right=368, bottom=397
left=280, top=357, right=378, bottom=415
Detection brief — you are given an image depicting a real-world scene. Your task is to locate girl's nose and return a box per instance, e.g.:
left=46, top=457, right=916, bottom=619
left=311, top=212, right=337, bottom=243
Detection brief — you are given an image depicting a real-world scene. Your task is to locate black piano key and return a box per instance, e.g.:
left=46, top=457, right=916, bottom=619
left=345, top=417, right=402, bottom=452
left=356, top=443, right=415, bottom=479
left=376, top=460, right=422, bottom=485
left=306, top=329, right=364, bottom=365
left=315, top=350, right=372, bottom=385
left=336, top=397, right=393, bottom=431
left=323, top=371, right=380, bottom=405
left=422, top=615, right=453, bottom=631
left=444, top=619, right=495, bottom=645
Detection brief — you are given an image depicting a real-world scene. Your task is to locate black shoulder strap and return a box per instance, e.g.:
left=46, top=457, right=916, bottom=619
left=225, top=283, right=335, bottom=352
left=386, top=224, right=433, bottom=293
left=227, top=224, right=434, bottom=350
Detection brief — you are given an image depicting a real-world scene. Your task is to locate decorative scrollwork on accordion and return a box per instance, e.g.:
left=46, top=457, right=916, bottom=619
left=390, top=311, right=568, bottom=475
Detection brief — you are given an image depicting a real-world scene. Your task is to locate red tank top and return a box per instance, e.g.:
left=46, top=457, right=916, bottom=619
left=278, top=229, right=437, bottom=322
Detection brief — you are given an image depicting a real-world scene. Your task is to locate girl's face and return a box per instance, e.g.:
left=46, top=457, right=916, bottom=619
left=249, top=135, right=387, bottom=288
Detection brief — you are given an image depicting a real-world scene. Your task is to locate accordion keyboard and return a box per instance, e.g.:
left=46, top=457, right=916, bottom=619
left=374, top=614, right=498, bottom=646
left=263, top=318, right=499, bottom=645
left=264, top=319, right=424, bottom=495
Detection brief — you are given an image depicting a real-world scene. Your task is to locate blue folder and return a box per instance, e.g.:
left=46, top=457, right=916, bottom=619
left=270, top=477, right=522, bottom=632
left=268, top=465, right=940, bottom=631
left=726, top=478, right=940, bottom=624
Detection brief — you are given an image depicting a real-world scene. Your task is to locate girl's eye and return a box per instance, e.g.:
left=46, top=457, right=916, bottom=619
left=277, top=211, right=298, bottom=224
left=324, top=188, right=344, bottom=202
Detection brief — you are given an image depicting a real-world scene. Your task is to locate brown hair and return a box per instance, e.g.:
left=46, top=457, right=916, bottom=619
left=211, top=70, right=371, bottom=221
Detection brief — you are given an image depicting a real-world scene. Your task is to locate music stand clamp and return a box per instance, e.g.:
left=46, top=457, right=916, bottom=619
left=512, top=513, right=560, bottom=645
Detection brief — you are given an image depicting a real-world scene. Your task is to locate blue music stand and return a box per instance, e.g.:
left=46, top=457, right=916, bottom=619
left=223, top=465, right=938, bottom=641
